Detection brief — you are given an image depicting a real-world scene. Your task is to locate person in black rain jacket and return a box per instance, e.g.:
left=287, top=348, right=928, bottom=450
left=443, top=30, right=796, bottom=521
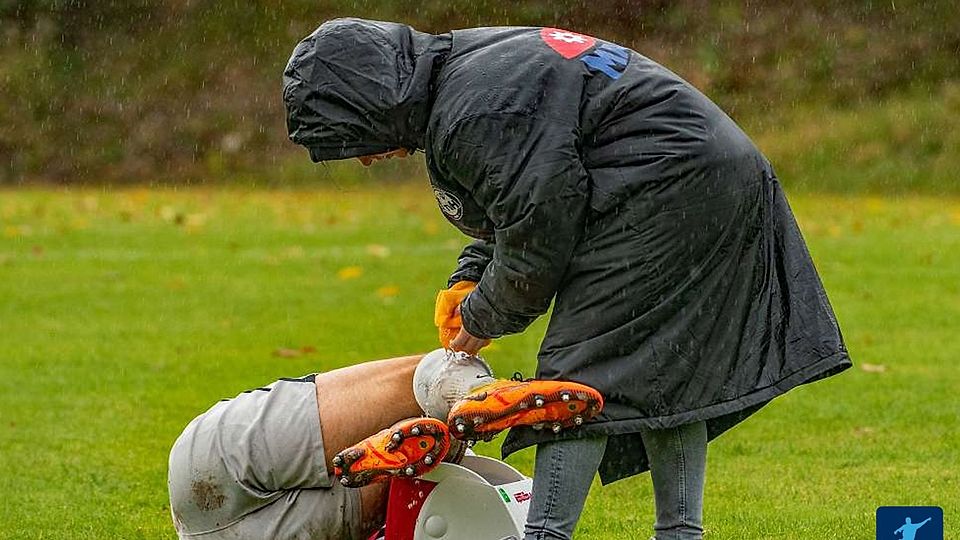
left=283, top=18, right=852, bottom=540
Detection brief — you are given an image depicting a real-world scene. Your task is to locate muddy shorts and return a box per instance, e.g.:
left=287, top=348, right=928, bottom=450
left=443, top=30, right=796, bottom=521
left=168, top=375, right=362, bottom=540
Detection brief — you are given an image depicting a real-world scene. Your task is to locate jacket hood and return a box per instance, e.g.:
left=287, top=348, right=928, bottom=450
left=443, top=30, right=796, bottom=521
left=283, top=18, right=450, bottom=162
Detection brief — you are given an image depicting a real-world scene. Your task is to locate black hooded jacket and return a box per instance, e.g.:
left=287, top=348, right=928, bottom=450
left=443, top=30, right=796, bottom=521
left=284, top=19, right=851, bottom=483
left=283, top=19, right=450, bottom=162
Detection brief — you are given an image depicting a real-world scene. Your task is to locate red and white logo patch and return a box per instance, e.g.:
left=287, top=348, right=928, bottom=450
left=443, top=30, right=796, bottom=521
left=513, top=491, right=532, bottom=503
left=540, top=28, right=596, bottom=59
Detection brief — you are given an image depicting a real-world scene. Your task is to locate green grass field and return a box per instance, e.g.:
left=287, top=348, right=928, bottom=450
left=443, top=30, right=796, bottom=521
left=1, top=184, right=957, bottom=539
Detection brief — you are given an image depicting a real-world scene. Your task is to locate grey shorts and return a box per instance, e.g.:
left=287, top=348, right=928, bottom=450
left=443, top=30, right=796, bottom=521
left=168, top=375, right=363, bottom=540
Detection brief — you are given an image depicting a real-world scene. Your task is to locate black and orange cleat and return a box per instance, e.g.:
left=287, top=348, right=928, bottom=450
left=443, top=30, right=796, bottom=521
left=447, top=375, right=604, bottom=441
left=333, top=417, right=450, bottom=488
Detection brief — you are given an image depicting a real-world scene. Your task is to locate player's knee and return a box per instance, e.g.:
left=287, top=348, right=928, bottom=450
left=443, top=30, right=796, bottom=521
left=413, top=348, right=494, bottom=418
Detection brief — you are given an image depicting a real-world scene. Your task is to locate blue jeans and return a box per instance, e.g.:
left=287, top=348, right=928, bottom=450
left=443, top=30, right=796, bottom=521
left=523, top=421, right=707, bottom=540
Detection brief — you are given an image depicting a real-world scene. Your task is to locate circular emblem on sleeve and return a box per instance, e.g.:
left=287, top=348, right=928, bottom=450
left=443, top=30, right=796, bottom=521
left=433, top=188, right=463, bottom=220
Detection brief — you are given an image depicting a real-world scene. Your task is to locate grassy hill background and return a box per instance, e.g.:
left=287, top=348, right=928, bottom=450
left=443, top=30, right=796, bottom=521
left=2, top=1, right=958, bottom=191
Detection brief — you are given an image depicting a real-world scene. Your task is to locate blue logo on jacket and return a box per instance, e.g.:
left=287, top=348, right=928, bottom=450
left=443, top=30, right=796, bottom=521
left=581, top=42, right=630, bottom=80
left=539, top=28, right=629, bottom=80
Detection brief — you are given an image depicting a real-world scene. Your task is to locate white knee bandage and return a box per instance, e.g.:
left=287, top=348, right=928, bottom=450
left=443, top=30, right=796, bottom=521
left=413, top=348, right=495, bottom=419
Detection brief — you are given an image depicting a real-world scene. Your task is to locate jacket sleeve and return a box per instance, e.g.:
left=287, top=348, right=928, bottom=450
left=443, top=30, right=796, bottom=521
left=438, top=113, right=590, bottom=339
left=448, top=239, right=494, bottom=287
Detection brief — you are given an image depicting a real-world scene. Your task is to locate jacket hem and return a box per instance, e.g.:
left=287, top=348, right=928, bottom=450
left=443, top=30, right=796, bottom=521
left=501, top=349, right=852, bottom=465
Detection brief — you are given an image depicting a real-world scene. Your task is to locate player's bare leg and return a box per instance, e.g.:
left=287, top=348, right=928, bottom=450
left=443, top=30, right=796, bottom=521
left=314, top=354, right=425, bottom=535
left=313, top=350, right=604, bottom=535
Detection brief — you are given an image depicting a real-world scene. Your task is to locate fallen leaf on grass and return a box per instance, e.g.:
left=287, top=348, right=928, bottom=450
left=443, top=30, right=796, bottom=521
left=376, top=285, right=400, bottom=298
left=273, top=346, right=318, bottom=358
left=338, top=266, right=363, bottom=280
left=422, top=222, right=439, bottom=235
left=81, top=196, right=99, bottom=212
left=366, top=244, right=391, bottom=258
left=859, top=363, right=887, bottom=373
left=185, top=213, right=207, bottom=230
left=159, top=205, right=179, bottom=223
left=853, top=427, right=876, bottom=437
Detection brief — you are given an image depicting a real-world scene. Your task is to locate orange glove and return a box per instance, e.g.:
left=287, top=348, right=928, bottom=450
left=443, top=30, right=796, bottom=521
left=435, top=281, right=476, bottom=348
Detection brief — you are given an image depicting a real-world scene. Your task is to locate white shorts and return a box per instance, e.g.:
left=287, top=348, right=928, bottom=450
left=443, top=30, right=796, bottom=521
left=167, top=375, right=363, bottom=539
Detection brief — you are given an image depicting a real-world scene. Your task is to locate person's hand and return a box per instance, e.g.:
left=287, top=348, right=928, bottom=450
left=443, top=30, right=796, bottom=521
left=435, top=281, right=476, bottom=348
left=448, top=305, right=492, bottom=354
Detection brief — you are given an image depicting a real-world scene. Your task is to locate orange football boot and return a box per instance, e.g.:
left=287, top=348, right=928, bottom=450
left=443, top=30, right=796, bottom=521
left=333, top=417, right=450, bottom=488
left=447, top=376, right=604, bottom=441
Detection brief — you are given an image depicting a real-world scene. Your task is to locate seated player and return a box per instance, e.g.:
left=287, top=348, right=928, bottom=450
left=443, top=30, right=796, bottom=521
left=167, top=349, right=602, bottom=540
